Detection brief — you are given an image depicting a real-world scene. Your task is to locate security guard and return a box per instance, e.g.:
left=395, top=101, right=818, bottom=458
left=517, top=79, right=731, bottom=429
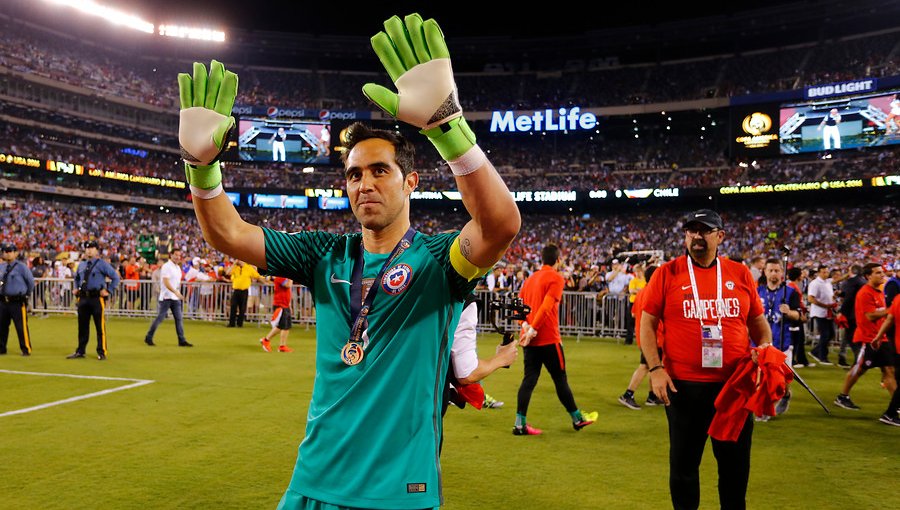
left=67, top=240, right=120, bottom=360
left=0, top=244, right=35, bottom=356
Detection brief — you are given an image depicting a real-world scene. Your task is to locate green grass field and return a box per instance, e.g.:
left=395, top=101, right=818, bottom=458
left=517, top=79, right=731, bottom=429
left=1, top=315, right=897, bottom=509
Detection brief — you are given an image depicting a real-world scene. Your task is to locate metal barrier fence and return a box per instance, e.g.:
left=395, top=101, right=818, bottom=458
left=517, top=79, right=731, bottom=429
left=28, top=279, right=632, bottom=339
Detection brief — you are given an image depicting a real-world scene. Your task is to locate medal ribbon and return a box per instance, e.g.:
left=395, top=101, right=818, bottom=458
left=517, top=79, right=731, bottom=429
left=347, top=227, right=416, bottom=345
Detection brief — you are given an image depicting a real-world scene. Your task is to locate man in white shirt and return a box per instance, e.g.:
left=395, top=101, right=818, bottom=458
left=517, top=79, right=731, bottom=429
left=605, top=259, right=633, bottom=296
left=807, top=265, right=835, bottom=365
left=144, top=248, right=192, bottom=347
left=485, top=267, right=508, bottom=293
left=447, top=296, right=518, bottom=413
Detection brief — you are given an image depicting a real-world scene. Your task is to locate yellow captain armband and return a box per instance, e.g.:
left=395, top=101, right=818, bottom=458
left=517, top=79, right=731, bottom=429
left=450, top=236, right=492, bottom=281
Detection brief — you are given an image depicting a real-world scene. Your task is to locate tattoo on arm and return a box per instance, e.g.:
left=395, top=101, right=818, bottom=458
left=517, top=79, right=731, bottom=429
left=461, top=237, right=472, bottom=259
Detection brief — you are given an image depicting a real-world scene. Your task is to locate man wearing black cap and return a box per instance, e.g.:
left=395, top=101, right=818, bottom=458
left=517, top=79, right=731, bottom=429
left=639, top=209, right=772, bottom=510
left=67, top=240, right=120, bottom=360
left=0, top=244, right=35, bottom=356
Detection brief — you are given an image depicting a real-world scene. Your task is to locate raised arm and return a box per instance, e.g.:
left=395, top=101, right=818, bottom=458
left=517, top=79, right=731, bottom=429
left=363, top=14, right=520, bottom=270
left=177, top=60, right=266, bottom=269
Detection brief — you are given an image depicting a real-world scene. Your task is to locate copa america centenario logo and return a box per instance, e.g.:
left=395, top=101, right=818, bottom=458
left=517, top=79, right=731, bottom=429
left=742, top=112, right=772, bottom=136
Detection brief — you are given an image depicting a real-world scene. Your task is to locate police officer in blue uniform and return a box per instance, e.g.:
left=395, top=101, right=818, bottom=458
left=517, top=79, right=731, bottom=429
left=0, top=244, right=35, bottom=356
left=67, top=241, right=120, bottom=360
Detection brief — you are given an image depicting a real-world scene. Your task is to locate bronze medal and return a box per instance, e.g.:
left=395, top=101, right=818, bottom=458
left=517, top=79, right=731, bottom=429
left=341, top=341, right=365, bottom=366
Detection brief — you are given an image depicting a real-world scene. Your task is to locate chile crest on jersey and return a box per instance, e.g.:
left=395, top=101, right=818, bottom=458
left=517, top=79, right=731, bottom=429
left=382, top=263, right=413, bottom=295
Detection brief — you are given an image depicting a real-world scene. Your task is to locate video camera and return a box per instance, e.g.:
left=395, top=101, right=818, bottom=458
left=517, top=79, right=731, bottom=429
left=489, top=292, right=531, bottom=347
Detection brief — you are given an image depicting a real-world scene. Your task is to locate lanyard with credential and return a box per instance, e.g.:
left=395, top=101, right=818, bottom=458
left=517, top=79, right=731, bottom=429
left=341, top=227, right=416, bottom=366
left=686, top=255, right=723, bottom=330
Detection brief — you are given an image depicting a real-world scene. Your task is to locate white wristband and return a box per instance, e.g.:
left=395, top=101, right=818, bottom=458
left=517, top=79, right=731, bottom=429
left=190, top=183, right=224, bottom=200
left=447, top=144, right=487, bottom=176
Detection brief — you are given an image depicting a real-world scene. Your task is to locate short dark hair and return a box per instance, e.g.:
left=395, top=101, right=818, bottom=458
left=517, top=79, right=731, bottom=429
left=862, top=262, right=882, bottom=278
left=645, top=265, right=657, bottom=282
left=340, top=122, right=416, bottom=176
left=787, top=267, right=802, bottom=281
left=541, top=244, right=560, bottom=266
left=816, top=265, right=828, bottom=273
left=764, top=258, right=782, bottom=266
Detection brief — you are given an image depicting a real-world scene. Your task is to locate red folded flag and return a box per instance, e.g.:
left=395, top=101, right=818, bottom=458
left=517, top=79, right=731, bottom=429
left=708, top=347, right=794, bottom=442
left=448, top=382, right=485, bottom=410
left=835, top=314, right=849, bottom=329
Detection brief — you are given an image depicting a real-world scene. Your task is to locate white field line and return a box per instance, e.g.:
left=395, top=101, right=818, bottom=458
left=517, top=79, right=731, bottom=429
left=0, top=369, right=155, bottom=418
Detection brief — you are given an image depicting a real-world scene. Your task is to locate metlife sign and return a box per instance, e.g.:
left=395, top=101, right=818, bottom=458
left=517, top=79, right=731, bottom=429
left=490, top=107, right=597, bottom=133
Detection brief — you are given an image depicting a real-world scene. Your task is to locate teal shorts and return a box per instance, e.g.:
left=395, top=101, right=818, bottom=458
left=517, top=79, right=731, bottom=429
left=277, top=489, right=438, bottom=510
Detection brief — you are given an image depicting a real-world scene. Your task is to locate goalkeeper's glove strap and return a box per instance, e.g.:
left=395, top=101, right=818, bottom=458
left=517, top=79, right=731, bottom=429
left=422, top=117, right=477, bottom=162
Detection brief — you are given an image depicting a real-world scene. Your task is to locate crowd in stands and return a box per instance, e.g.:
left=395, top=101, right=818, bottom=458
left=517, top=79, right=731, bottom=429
left=2, top=195, right=897, bottom=294
left=5, top=112, right=900, bottom=195
left=1, top=15, right=898, bottom=112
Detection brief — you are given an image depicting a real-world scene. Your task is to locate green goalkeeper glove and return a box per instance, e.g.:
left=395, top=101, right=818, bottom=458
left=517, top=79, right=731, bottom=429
left=177, top=60, right=238, bottom=192
left=363, top=14, right=476, bottom=162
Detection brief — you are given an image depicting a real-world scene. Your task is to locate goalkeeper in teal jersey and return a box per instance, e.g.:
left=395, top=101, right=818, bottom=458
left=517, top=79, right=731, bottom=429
left=176, top=13, right=520, bottom=510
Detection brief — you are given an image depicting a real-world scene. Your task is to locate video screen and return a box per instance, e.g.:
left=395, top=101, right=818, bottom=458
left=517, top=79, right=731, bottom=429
left=237, top=117, right=331, bottom=165
left=318, top=196, right=350, bottom=210
left=250, top=194, right=309, bottom=209
left=779, top=90, right=900, bottom=154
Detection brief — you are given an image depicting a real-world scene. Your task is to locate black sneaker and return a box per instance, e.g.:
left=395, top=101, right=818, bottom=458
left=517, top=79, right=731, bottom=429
left=97, top=354, right=106, bottom=360
left=145, top=338, right=156, bottom=346
left=834, top=394, right=860, bottom=410
left=775, top=391, right=791, bottom=415
left=178, top=341, right=193, bottom=347
left=618, top=394, right=641, bottom=410
left=66, top=352, right=85, bottom=359
left=809, top=352, right=832, bottom=366
left=878, top=413, right=900, bottom=427
left=21, top=352, right=30, bottom=357
left=645, top=394, right=663, bottom=406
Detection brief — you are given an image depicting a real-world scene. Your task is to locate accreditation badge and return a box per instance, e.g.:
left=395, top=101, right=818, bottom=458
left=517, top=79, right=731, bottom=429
left=701, top=325, right=723, bottom=368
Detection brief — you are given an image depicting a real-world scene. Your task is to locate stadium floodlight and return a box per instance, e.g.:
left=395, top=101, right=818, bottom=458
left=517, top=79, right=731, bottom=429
left=44, top=0, right=154, bottom=33
left=158, top=25, right=226, bottom=43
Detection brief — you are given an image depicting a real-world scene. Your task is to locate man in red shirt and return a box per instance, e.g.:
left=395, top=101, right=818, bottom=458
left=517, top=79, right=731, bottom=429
left=123, top=256, right=141, bottom=310
left=259, top=276, right=294, bottom=353
left=870, top=285, right=900, bottom=426
left=834, top=263, right=895, bottom=410
left=618, top=265, right=665, bottom=409
left=513, top=244, right=597, bottom=436
left=640, top=209, right=771, bottom=510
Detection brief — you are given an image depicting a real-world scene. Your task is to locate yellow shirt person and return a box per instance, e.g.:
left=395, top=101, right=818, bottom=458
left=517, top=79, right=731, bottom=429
left=229, top=262, right=260, bottom=290
left=628, top=265, right=647, bottom=304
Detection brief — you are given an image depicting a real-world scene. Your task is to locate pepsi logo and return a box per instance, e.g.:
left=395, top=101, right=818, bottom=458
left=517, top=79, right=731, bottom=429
left=319, top=109, right=330, bottom=120
left=382, top=264, right=413, bottom=295
left=267, top=107, right=279, bottom=117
